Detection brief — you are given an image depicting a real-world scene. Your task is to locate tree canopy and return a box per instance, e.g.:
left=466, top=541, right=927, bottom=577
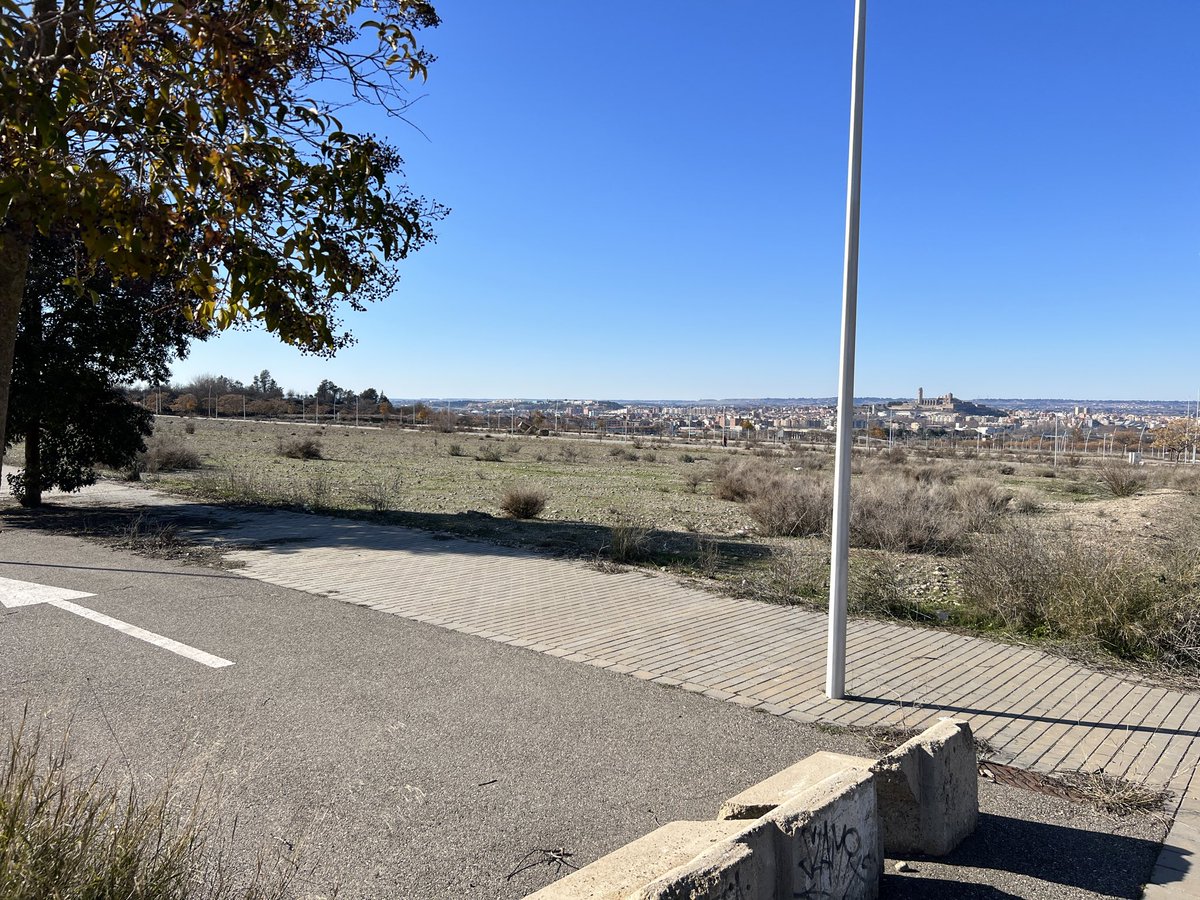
left=6, top=232, right=204, bottom=505
left=0, top=0, right=446, bottom=455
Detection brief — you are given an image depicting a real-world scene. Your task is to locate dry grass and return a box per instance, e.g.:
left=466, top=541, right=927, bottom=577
left=0, top=717, right=297, bottom=900
left=1053, top=770, right=1172, bottom=818
left=607, top=521, right=651, bottom=563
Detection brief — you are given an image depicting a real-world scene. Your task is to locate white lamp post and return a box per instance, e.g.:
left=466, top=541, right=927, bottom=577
left=827, top=0, right=868, bottom=701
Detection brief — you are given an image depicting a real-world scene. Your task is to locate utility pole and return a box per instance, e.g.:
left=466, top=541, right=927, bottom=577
left=827, top=0, right=867, bottom=701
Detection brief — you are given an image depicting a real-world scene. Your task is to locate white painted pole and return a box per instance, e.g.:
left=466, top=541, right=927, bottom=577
left=827, top=0, right=867, bottom=701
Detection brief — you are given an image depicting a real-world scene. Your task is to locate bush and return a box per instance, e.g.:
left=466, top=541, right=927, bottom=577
left=712, top=459, right=772, bottom=502
left=679, top=453, right=696, bottom=463
left=747, top=472, right=831, bottom=537
left=642, top=451, right=656, bottom=462
left=447, top=443, right=464, bottom=457
left=357, top=474, right=403, bottom=512
left=849, top=477, right=960, bottom=553
left=1099, top=462, right=1147, bottom=497
left=183, top=420, right=196, bottom=434
left=960, top=525, right=1200, bottom=668
left=141, top=437, right=202, bottom=473
left=1010, top=489, right=1042, bottom=514
left=499, top=486, right=548, bottom=519
left=278, top=435, right=322, bottom=460
left=997, top=464, right=1016, bottom=476
left=952, top=478, right=1014, bottom=532
left=475, top=446, right=503, bottom=462
left=683, top=471, right=703, bottom=493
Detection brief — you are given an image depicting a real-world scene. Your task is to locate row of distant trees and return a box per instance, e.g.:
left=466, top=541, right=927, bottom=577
left=138, top=374, right=420, bottom=423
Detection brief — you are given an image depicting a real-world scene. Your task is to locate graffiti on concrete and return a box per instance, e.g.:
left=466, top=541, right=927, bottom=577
left=793, top=820, right=875, bottom=898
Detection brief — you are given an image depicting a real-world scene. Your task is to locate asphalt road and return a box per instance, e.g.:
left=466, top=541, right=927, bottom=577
left=0, top=521, right=1167, bottom=899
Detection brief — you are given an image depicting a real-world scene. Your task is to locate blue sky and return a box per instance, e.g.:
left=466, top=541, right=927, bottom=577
left=172, top=1, right=1200, bottom=401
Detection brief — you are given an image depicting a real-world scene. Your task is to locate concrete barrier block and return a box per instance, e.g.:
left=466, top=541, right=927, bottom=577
left=632, top=821, right=776, bottom=900
left=870, top=718, right=978, bottom=856
left=523, top=820, right=746, bottom=900
left=767, top=768, right=882, bottom=900
left=719, top=751, right=874, bottom=820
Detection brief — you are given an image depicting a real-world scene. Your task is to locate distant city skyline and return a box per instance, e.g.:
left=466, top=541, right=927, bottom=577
left=171, top=1, right=1199, bottom=401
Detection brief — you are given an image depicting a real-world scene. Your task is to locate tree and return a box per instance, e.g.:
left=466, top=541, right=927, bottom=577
left=0, top=0, right=447, bottom=457
left=172, top=393, right=199, bottom=416
left=1152, top=419, right=1195, bottom=460
left=316, top=379, right=345, bottom=404
left=251, top=370, right=282, bottom=399
left=5, top=232, right=203, bottom=506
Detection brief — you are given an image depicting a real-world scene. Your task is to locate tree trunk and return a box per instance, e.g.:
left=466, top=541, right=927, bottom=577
left=0, top=223, right=33, bottom=475
left=18, top=274, right=41, bottom=506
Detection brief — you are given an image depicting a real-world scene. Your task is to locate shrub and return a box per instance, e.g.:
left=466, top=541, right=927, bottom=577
left=906, top=463, right=957, bottom=485
left=560, top=445, right=580, bottom=462
left=183, top=420, right=196, bottom=434
left=475, top=446, right=503, bottom=462
left=712, top=459, right=772, bottom=502
left=642, top=451, right=656, bottom=463
left=997, top=464, right=1016, bottom=476
left=141, top=437, right=202, bottom=473
left=952, top=478, right=1014, bottom=533
left=679, top=453, right=696, bottom=463
left=499, top=486, right=548, bottom=519
left=960, top=525, right=1200, bottom=668
left=357, top=474, right=403, bottom=512
left=1010, top=489, right=1042, bottom=514
left=297, top=470, right=333, bottom=508
left=747, top=472, right=831, bottom=537
left=684, top=472, right=704, bottom=493
left=447, top=443, right=464, bottom=457
left=1099, top=462, right=1147, bottom=498
left=278, top=435, right=322, bottom=460
left=850, top=477, right=959, bottom=553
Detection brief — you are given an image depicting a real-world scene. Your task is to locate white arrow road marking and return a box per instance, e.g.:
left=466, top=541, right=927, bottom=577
left=0, top=576, right=233, bottom=669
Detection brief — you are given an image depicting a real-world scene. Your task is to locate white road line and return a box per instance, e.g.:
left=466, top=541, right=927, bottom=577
left=1, top=575, right=233, bottom=669
left=48, top=599, right=235, bottom=669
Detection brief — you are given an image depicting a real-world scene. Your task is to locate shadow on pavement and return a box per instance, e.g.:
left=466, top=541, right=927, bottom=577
left=1, top=499, right=772, bottom=570
left=849, top=693, right=1200, bottom=740
left=884, top=813, right=1163, bottom=898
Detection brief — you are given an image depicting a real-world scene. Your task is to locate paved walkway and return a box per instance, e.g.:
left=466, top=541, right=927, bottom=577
left=7, top=475, right=1200, bottom=894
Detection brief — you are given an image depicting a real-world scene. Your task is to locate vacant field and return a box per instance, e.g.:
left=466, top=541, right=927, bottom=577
left=99, top=417, right=1200, bottom=678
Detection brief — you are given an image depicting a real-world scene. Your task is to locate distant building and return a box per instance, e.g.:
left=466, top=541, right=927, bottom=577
left=891, top=388, right=1005, bottom=419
